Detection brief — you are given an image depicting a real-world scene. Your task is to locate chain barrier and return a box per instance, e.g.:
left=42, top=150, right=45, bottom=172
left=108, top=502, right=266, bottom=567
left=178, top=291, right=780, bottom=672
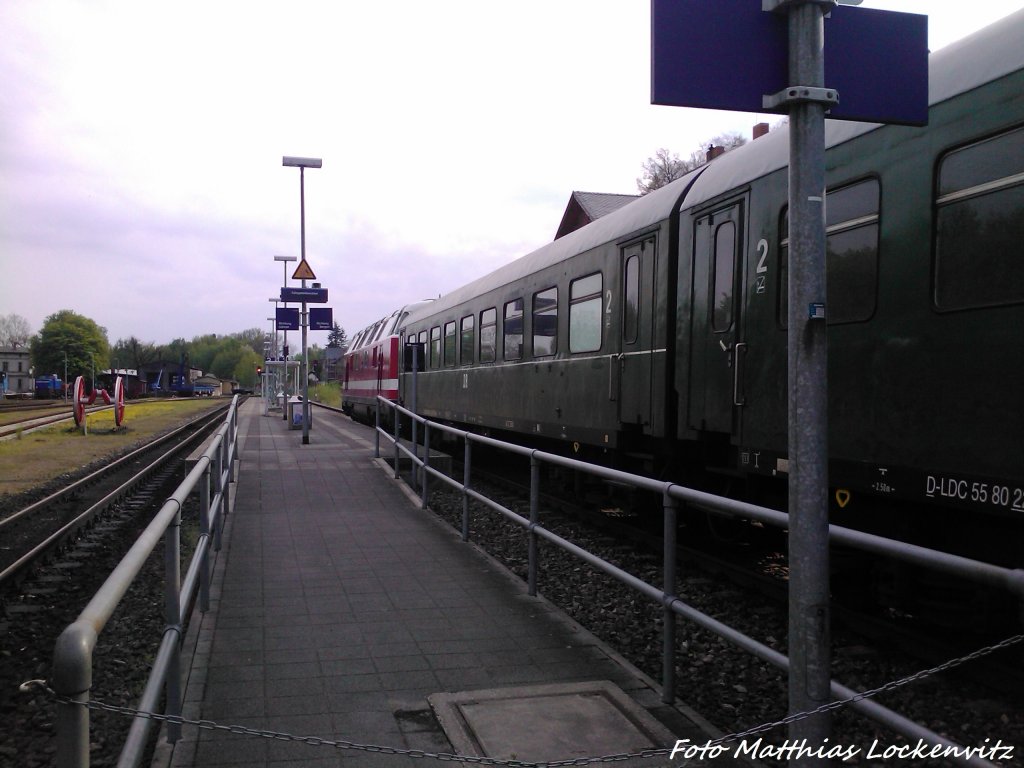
left=20, top=633, right=1022, bottom=767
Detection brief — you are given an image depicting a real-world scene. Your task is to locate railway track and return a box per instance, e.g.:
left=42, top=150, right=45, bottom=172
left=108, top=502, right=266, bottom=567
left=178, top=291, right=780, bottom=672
left=0, top=403, right=228, bottom=586
left=0, top=404, right=230, bottom=768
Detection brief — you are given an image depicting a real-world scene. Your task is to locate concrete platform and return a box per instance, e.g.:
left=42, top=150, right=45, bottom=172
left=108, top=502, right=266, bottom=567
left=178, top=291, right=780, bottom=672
left=156, top=400, right=743, bottom=768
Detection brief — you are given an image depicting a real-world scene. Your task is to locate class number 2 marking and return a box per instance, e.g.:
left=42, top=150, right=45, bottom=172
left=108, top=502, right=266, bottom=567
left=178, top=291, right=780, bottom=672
left=755, top=239, right=768, bottom=294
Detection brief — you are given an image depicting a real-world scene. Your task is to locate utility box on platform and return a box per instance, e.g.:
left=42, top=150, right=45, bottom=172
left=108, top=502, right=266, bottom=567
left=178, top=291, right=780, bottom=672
left=288, top=396, right=311, bottom=431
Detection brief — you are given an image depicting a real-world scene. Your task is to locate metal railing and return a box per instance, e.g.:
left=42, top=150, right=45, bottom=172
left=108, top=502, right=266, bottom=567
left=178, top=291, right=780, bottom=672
left=375, top=397, right=1024, bottom=768
left=52, top=396, right=241, bottom=768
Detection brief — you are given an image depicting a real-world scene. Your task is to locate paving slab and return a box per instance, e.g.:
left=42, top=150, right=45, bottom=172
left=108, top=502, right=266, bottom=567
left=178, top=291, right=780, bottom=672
left=153, top=400, right=746, bottom=768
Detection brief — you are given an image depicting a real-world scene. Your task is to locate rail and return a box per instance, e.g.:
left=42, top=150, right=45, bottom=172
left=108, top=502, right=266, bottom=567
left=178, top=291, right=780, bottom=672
left=375, top=396, right=1024, bottom=768
left=51, top=395, right=241, bottom=768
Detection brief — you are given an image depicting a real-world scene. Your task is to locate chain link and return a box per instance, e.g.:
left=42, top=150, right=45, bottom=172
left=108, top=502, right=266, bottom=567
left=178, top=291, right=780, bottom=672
left=20, top=633, right=1023, bottom=767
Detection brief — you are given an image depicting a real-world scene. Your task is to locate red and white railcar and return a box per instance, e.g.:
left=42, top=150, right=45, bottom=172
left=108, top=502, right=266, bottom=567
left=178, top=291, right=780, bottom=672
left=342, top=302, right=432, bottom=423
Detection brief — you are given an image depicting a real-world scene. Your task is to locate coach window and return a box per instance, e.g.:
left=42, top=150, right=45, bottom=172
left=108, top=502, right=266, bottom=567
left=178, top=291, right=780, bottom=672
left=443, top=321, right=457, bottom=367
left=570, top=272, right=602, bottom=353
left=504, top=298, right=523, bottom=360
left=479, top=308, right=497, bottom=363
left=712, top=221, right=736, bottom=332
left=935, top=126, right=1024, bottom=310
left=623, top=255, right=639, bottom=344
left=779, top=178, right=880, bottom=325
left=460, top=315, right=475, bottom=365
left=430, top=326, right=441, bottom=369
left=533, top=287, right=558, bottom=357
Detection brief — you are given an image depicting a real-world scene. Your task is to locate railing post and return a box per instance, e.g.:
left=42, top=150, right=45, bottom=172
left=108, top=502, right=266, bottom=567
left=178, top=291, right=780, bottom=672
left=199, top=460, right=211, bottom=612
left=528, top=454, right=540, bottom=597
left=462, top=438, right=471, bottom=542
left=662, top=491, right=678, bottom=705
left=53, top=622, right=95, bottom=768
left=411, top=412, right=420, bottom=491
left=421, top=423, right=431, bottom=509
left=213, top=440, right=225, bottom=552
left=374, top=397, right=381, bottom=458
left=164, top=502, right=183, bottom=742
left=393, top=406, right=401, bottom=480
left=225, top=406, right=236, bottom=485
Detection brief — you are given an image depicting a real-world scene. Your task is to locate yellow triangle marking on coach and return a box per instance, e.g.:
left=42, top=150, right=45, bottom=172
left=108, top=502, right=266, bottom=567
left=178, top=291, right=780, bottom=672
left=292, top=259, right=316, bottom=280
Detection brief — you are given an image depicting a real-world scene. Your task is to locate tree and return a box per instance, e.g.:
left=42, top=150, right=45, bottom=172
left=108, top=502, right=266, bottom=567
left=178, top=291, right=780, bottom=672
left=636, top=132, right=748, bottom=195
left=110, top=336, right=160, bottom=372
left=0, top=313, right=32, bottom=348
left=31, top=310, right=110, bottom=384
left=327, top=322, right=348, bottom=352
left=233, top=327, right=266, bottom=357
left=231, top=348, right=263, bottom=386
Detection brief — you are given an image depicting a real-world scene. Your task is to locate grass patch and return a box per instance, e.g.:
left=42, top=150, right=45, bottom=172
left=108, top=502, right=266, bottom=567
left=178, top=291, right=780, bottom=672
left=0, top=398, right=227, bottom=499
left=309, top=382, right=342, bottom=408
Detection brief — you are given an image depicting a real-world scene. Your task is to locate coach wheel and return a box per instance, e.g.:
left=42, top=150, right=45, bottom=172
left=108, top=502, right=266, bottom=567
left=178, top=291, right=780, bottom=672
left=114, top=376, right=126, bottom=427
left=72, top=376, right=87, bottom=427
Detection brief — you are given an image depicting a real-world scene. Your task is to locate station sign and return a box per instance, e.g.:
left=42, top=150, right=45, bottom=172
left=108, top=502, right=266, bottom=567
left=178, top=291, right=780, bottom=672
left=276, top=307, right=300, bottom=331
left=310, top=307, right=333, bottom=331
left=281, top=287, right=328, bottom=303
left=651, top=0, right=928, bottom=125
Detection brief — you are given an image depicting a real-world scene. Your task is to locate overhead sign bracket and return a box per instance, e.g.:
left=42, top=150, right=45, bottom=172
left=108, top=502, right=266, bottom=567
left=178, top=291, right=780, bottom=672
left=763, top=86, right=839, bottom=111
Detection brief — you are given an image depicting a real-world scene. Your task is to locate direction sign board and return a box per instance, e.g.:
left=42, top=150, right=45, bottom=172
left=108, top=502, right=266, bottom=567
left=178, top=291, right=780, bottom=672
left=310, top=307, right=333, bottom=331
left=281, top=287, right=328, bottom=303
left=651, top=0, right=928, bottom=125
left=276, top=307, right=300, bottom=331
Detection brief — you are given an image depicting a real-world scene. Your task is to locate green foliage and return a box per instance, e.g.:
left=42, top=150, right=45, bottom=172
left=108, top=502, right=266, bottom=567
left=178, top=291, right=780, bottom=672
left=31, top=310, right=110, bottom=382
left=309, top=381, right=341, bottom=407
left=327, top=322, right=348, bottom=350
left=232, top=348, right=263, bottom=386
left=110, top=336, right=160, bottom=371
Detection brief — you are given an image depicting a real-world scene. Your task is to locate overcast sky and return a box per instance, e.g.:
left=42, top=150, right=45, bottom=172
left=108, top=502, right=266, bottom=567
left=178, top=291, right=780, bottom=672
left=2, top=1, right=1021, bottom=347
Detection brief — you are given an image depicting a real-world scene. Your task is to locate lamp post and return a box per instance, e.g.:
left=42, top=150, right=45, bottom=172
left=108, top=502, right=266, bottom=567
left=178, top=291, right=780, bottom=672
left=274, top=255, right=298, bottom=422
left=282, top=156, right=322, bottom=445
left=269, top=297, right=281, bottom=403
left=63, top=351, right=68, bottom=403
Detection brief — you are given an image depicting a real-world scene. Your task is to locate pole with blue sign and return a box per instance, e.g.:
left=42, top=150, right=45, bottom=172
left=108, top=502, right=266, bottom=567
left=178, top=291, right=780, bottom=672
left=767, top=0, right=832, bottom=756
left=652, top=0, right=926, bottom=759
left=282, top=156, right=322, bottom=445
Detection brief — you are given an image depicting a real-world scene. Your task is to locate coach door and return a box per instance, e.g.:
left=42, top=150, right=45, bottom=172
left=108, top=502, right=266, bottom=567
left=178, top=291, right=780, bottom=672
left=618, top=236, right=656, bottom=427
left=690, top=202, right=745, bottom=436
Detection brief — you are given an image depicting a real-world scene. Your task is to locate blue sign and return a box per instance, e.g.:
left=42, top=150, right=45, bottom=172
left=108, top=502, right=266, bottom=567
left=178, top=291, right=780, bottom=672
left=276, top=307, right=300, bottom=331
left=651, top=1, right=928, bottom=126
left=310, top=307, right=333, bottom=331
left=281, top=287, right=328, bottom=304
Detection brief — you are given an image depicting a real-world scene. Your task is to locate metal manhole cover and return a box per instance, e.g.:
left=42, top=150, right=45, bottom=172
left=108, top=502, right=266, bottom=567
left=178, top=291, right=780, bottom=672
left=428, top=680, right=677, bottom=765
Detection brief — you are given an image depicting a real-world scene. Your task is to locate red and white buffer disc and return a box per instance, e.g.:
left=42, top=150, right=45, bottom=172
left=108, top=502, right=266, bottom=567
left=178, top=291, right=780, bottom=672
left=72, top=376, right=87, bottom=426
left=114, top=376, right=126, bottom=427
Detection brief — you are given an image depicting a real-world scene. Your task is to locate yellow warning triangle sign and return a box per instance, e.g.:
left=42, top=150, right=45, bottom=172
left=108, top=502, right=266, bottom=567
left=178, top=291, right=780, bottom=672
left=292, top=258, right=317, bottom=280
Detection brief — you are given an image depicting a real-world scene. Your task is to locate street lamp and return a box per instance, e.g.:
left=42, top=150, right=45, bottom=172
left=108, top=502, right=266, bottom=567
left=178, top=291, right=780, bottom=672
left=281, top=156, right=321, bottom=445
left=274, top=255, right=298, bottom=422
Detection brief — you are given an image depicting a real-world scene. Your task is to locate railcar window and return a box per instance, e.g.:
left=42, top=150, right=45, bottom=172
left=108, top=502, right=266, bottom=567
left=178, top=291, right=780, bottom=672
left=779, top=178, right=880, bottom=325
left=712, top=221, right=737, bottom=332
left=460, top=315, right=475, bottom=365
left=480, top=308, right=497, bottom=363
left=504, top=299, right=523, bottom=360
left=533, top=287, right=558, bottom=357
left=623, top=255, right=639, bottom=344
left=570, top=273, right=603, bottom=353
left=444, top=321, right=456, bottom=367
left=935, top=126, right=1024, bottom=310
left=430, top=326, right=441, bottom=369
